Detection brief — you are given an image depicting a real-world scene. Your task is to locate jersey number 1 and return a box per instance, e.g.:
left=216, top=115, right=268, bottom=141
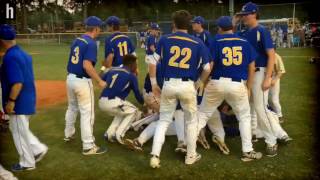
left=168, top=46, right=192, bottom=69
left=222, top=46, right=242, bottom=66
left=118, top=41, right=128, bottom=56
left=109, top=74, right=119, bottom=88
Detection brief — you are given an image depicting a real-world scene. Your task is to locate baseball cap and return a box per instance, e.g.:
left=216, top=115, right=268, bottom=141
left=236, top=2, right=259, bottom=15
left=84, top=16, right=103, bottom=27
left=0, top=24, right=16, bottom=40
left=106, top=16, right=120, bottom=26
left=216, top=16, right=233, bottom=29
left=191, top=16, right=205, bottom=25
left=150, top=23, right=160, bottom=30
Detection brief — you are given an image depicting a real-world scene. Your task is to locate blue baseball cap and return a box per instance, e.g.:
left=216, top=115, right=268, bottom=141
left=106, top=16, right=120, bottom=26
left=84, top=16, right=103, bottom=27
left=216, top=16, right=233, bottom=29
left=236, top=2, right=259, bottom=15
left=0, top=24, right=16, bottom=40
left=191, top=16, right=205, bottom=25
left=150, top=23, right=160, bottom=30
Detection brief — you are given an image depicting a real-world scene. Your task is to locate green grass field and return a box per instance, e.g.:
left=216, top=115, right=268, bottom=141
left=0, top=43, right=318, bottom=179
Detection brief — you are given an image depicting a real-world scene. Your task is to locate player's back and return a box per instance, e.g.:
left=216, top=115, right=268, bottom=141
left=101, top=67, right=133, bottom=99
left=105, top=32, right=135, bottom=67
left=211, top=33, right=256, bottom=81
left=158, top=31, right=206, bottom=80
left=67, top=35, right=96, bottom=78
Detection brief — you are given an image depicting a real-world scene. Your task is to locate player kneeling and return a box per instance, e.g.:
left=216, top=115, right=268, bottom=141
left=99, top=55, right=144, bottom=144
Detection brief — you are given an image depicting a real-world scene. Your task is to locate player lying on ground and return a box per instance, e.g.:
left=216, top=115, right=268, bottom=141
left=99, top=54, right=144, bottom=144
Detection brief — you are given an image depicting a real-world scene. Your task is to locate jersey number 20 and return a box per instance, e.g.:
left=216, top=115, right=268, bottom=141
left=118, top=41, right=128, bottom=56
left=168, top=46, right=192, bottom=69
left=71, top=46, right=80, bottom=64
left=222, top=46, right=242, bottom=66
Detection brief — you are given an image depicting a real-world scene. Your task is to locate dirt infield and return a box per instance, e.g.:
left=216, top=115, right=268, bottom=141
left=35, top=80, right=66, bottom=108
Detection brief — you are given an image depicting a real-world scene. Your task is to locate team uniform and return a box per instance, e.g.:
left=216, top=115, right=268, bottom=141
left=1, top=44, right=47, bottom=170
left=198, top=32, right=259, bottom=160
left=105, top=32, right=136, bottom=67
left=145, top=34, right=158, bottom=64
left=99, top=67, right=144, bottom=144
left=194, top=30, right=212, bottom=48
left=149, top=31, right=210, bottom=166
left=64, top=34, right=99, bottom=151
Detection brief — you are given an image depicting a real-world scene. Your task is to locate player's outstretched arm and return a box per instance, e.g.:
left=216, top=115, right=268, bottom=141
left=247, top=61, right=255, bottom=98
left=262, top=49, right=275, bottom=91
left=83, top=60, right=107, bottom=88
left=5, top=83, right=23, bottom=114
left=103, top=53, right=114, bottom=69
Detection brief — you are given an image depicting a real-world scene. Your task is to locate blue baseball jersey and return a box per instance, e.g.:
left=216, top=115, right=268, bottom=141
left=210, top=33, right=257, bottom=80
left=238, top=25, right=274, bottom=67
left=194, top=30, right=213, bottom=48
left=105, top=32, right=135, bottom=67
left=145, top=35, right=157, bottom=55
left=100, top=67, right=144, bottom=104
left=144, top=63, right=164, bottom=93
left=67, top=34, right=97, bottom=78
left=1, top=45, right=36, bottom=114
left=155, top=31, right=210, bottom=81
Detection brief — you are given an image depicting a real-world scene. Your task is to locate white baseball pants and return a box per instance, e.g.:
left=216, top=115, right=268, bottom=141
left=269, top=79, right=283, bottom=118
left=0, top=164, right=17, bottom=180
left=65, top=74, right=96, bottom=150
left=99, top=97, right=140, bottom=144
left=199, top=78, right=253, bottom=153
left=9, top=115, right=47, bottom=168
left=151, top=79, right=198, bottom=157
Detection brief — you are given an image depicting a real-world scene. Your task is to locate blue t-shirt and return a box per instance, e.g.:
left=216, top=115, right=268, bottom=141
left=100, top=67, right=144, bottom=104
left=210, top=33, right=257, bottom=80
left=67, top=34, right=97, bottom=78
left=105, top=32, right=135, bottom=67
left=145, top=35, right=157, bottom=55
left=1, top=45, right=36, bottom=114
left=155, top=31, right=210, bottom=81
left=194, top=30, right=212, bottom=48
left=238, top=25, right=274, bottom=67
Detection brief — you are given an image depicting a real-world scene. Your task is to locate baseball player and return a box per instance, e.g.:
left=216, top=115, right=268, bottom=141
left=147, top=10, right=212, bottom=168
left=191, top=16, right=213, bottom=47
left=102, top=16, right=136, bottom=72
left=0, top=24, right=48, bottom=171
left=64, top=16, right=107, bottom=155
left=235, top=2, right=286, bottom=157
left=276, top=27, right=283, bottom=48
left=198, top=16, right=262, bottom=162
left=99, top=54, right=144, bottom=144
left=269, top=52, right=285, bottom=122
left=145, top=23, right=160, bottom=65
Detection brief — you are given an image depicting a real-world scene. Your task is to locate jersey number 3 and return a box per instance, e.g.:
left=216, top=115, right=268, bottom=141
left=71, top=46, right=80, bottom=64
left=168, top=46, right=192, bottom=69
left=222, top=46, right=242, bottom=66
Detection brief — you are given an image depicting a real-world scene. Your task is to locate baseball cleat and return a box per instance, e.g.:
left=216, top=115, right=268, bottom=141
left=175, top=141, right=187, bottom=154
left=278, top=135, right=293, bottom=144
left=104, top=134, right=116, bottom=143
left=64, top=133, right=75, bottom=142
left=35, top=146, right=48, bottom=163
left=241, top=151, right=263, bottom=162
left=266, top=143, right=278, bottom=157
left=197, top=130, right=210, bottom=149
left=11, top=163, right=35, bottom=172
left=185, top=153, right=201, bottom=165
left=212, top=136, right=230, bottom=155
left=124, top=138, right=143, bottom=152
left=150, top=156, right=160, bottom=168
left=82, top=146, right=107, bottom=155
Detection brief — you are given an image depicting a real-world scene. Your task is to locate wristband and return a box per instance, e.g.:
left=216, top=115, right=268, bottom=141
left=100, top=66, right=106, bottom=71
left=150, top=77, right=157, bottom=86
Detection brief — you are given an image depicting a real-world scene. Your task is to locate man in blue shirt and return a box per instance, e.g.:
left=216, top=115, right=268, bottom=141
left=64, top=16, right=107, bottom=155
left=147, top=10, right=212, bottom=168
left=235, top=2, right=291, bottom=157
left=145, top=23, right=160, bottom=64
left=99, top=54, right=143, bottom=144
left=191, top=16, right=213, bottom=48
left=198, top=16, right=262, bottom=161
left=0, top=24, right=48, bottom=171
left=102, top=16, right=136, bottom=70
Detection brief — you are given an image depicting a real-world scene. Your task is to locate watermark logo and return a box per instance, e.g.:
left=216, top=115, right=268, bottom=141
left=0, top=0, right=16, bottom=23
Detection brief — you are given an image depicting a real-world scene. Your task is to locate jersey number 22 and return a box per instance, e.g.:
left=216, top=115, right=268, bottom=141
left=168, top=46, right=192, bottom=69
